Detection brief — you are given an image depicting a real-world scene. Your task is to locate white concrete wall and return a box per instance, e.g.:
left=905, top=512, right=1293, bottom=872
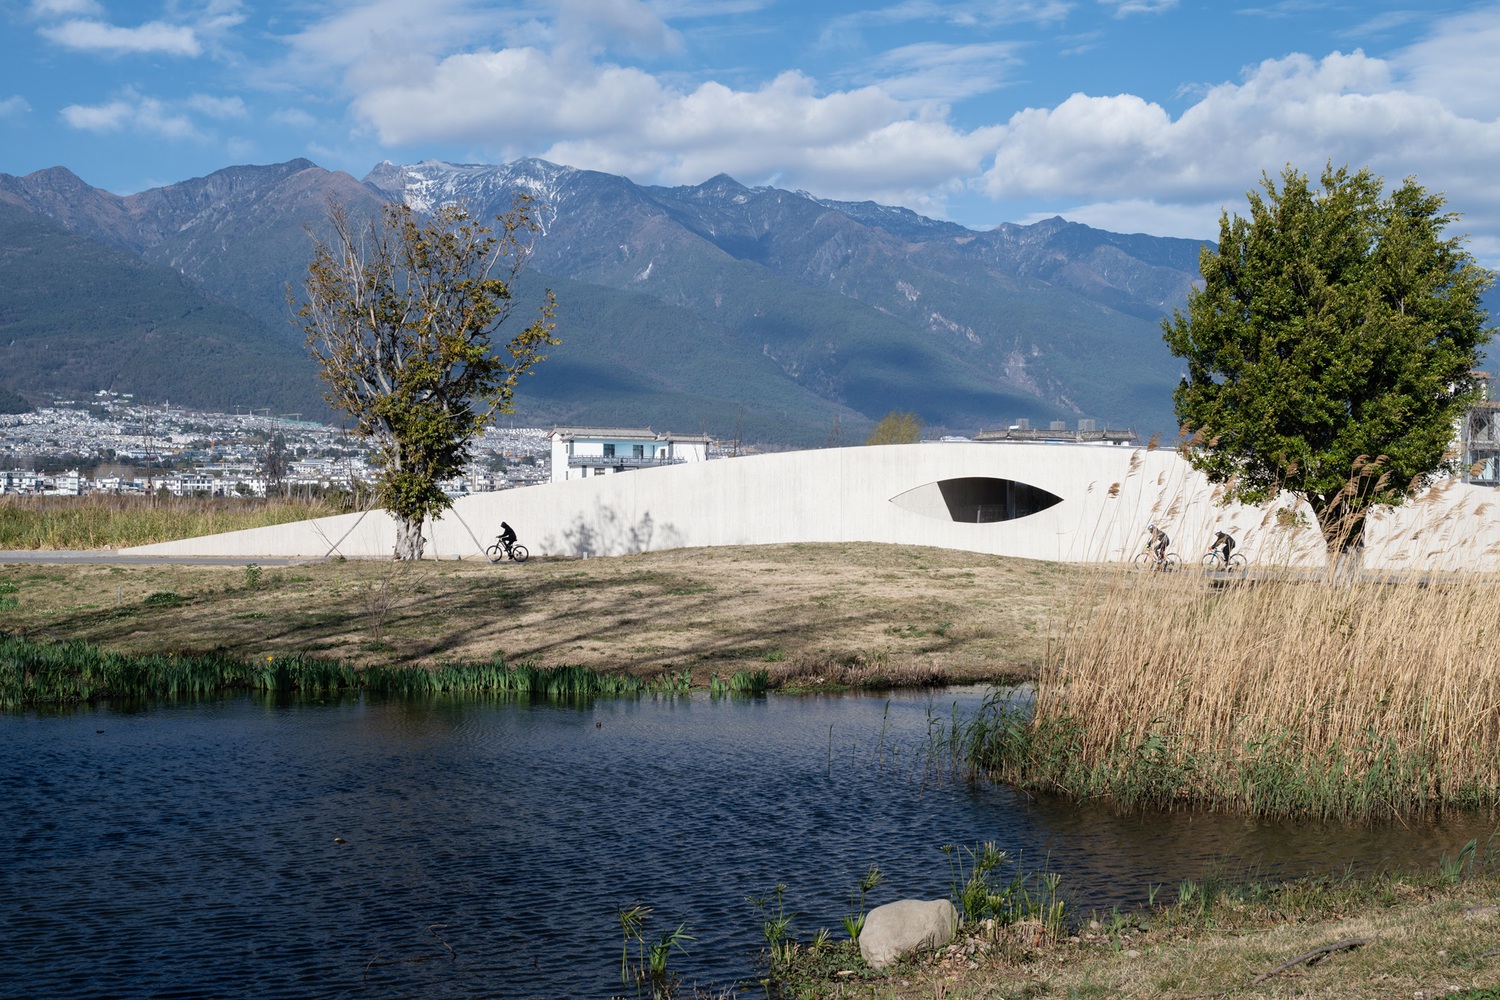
left=121, top=442, right=1500, bottom=571
left=670, top=440, right=706, bottom=462
left=549, top=434, right=569, bottom=483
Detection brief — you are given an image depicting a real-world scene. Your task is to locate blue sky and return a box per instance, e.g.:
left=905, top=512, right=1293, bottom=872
left=4, top=1, right=1500, bottom=260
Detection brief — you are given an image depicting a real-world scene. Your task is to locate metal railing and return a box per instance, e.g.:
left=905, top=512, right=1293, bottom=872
left=567, top=455, right=686, bottom=469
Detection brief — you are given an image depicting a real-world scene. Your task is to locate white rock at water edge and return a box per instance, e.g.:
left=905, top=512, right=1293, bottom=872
left=857, top=898, right=959, bottom=970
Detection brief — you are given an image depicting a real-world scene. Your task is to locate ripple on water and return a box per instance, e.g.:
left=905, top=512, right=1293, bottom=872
left=2, top=690, right=1494, bottom=998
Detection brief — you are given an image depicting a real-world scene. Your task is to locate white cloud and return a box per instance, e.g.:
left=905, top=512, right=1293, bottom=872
left=27, top=0, right=103, bottom=16
left=60, top=99, right=135, bottom=131
left=553, top=0, right=682, bottom=57
left=864, top=42, right=1026, bottom=101
left=0, top=96, right=32, bottom=118
left=196, top=0, right=248, bottom=39
left=282, top=0, right=529, bottom=90
left=271, top=107, right=318, bottom=129
left=351, top=47, right=1000, bottom=205
left=1098, top=0, right=1177, bottom=15
left=826, top=1, right=1072, bottom=32
left=185, top=94, right=248, bottom=119
left=980, top=47, right=1500, bottom=242
left=60, top=93, right=199, bottom=138
left=40, top=19, right=202, bottom=56
left=1391, top=7, right=1500, bottom=123
left=1021, top=198, right=1222, bottom=242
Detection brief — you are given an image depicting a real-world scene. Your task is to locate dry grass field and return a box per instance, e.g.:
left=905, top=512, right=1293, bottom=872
left=0, top=494, right=338, bottom=550
left=782, top=870, right=1500, bottom=999
left=0, top=543, right=1068, bottom=686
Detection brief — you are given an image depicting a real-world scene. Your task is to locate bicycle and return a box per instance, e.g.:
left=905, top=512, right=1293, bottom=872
left=1201, top=549, right=1248, bottom=572
left=1132, top=548, right=1180, bottom=570
left=486, top=536, right=529, bottom=564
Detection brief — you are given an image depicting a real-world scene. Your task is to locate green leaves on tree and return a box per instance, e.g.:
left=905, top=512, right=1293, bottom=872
left=1163, top=164, right=1493, bottom=553
left=297, top=199, right=558, bottom=559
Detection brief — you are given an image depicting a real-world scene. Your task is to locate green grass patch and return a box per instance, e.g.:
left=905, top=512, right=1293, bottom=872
left=0, top=635, right=697, bottom=710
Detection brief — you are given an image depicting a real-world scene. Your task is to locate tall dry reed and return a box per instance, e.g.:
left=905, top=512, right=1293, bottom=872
left=973, top=564, right=1500, bottom=821
left=0, top=494, right=338, bottom=549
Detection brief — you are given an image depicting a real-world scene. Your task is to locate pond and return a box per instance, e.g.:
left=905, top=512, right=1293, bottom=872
left=2, top=687, right=1492, bottom=998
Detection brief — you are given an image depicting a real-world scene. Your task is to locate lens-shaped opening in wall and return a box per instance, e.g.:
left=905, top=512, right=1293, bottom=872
left=890, top=476, right=1063, bottom=523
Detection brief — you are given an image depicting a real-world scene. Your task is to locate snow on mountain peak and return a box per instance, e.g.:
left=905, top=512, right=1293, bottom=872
left=371, top=159, right=574, bottom=221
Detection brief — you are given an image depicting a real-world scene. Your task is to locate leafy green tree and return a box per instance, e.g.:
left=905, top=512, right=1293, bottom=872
left=1164, top=164, right=1493, bottom=555
left=866, top=410, right=924, bottom=445
left=298, top=199, right=557, bottom=559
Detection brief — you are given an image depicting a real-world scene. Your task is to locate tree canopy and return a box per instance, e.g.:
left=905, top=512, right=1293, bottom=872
left=866, top=410, right=924, bottom=445
left=298, top=199, right=557, bottom=559
left=1163, top=164, right=1493, bottom=554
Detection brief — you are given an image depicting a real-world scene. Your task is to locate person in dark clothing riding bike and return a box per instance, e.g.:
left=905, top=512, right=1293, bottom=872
left=1211, top=530, right=1236, bottom=565
left=499, top=521, right=517, bottom=554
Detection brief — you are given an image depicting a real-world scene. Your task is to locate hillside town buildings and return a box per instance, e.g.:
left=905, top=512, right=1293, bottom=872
left=0, top=391, right=553, bottom=497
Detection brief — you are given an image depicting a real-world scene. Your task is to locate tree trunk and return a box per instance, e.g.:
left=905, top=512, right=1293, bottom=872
left=394, top=515, right=426, bottom=561
left=1312, top=496, right=1366, bottom=579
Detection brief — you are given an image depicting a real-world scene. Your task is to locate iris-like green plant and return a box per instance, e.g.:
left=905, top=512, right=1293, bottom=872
left=1440, top=838, right=1479, bottom=884
left=943, top=842, right=1066, bottom=937
left=616, top=902, right=691, bottom=999
left=618, top=903, right=651, bottom=986
left=728, top=669, right=769, bottom=694
left=747, top=884, right=798, bottom=972
left=841, top=863, right=885, bottom=940
left=647, top=923, right=693, bottom=982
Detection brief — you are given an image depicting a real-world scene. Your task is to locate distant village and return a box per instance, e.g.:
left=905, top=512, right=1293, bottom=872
left=0, top=391, right=553, bottom=497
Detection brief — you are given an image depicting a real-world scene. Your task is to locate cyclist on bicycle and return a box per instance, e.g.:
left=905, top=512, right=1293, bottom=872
left=1211, top=530, right=1236, bottom=565
left=1146, top=522, right=1170, bottom=564
left=498, top=520, right=517, bottom=554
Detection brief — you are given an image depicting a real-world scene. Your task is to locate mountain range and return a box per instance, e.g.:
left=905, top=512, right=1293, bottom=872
left=0, top=156, right=1211, bottom=444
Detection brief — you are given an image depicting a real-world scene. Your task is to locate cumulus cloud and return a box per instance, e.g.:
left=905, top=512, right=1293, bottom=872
left=0, top=96, right=33, bottom=118
left=281, top=0, right=518, bottom=91
left=983, top=51, right=1482, bottom=198
left=60, top=92, right=200, bottom=138
left=977, top=42, right=1500, bottom=251
left=351, top=48, right=999, bottom=204
left=40, top=19, right=202, bottom=56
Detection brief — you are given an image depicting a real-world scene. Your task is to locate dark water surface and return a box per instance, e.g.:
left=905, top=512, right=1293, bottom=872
left=2, top=688, right=1493, bottom=999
